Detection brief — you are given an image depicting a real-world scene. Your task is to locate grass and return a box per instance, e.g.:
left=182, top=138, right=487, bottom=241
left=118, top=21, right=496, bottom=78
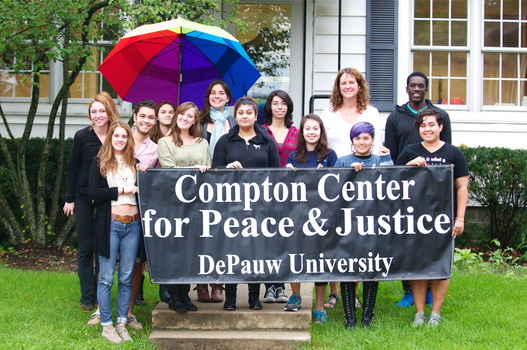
left=0, top=266, right=157, bottom=350
left=308, top=271, right=527, bottom=350
left=0, top=265, right=525, bottom=349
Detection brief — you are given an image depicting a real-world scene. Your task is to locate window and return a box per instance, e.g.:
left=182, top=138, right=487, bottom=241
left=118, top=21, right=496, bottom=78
left=0, top=10, right=119, bottom=102
left=0, top=56, right=50, bottom=98
left=482, top=0, right=527, bottom=106
left=68, top=46, right=117, bottom=99
left=412, top=0, right=468, bottom=106
left=234, top=0, right=304, bottom=115
left=412, top=0, right=527, bottom=108
left=236, top=3, right=292, bottom=101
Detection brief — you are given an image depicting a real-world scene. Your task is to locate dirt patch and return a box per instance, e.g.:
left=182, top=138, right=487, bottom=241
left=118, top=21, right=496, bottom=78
left=0, top=242, right=77, bottom=272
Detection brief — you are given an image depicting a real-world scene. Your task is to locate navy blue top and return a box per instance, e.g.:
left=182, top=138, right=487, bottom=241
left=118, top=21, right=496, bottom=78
left=286, top=149, right=338, bottom=168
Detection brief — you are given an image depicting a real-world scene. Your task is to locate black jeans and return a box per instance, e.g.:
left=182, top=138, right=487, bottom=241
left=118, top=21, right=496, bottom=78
left=75, top=192, right=98, bottom=306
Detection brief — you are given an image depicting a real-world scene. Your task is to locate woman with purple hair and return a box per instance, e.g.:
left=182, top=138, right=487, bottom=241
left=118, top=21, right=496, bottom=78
left=335, top=121, right=392, bottom=330
left=335, top=121, right=392, bottom=169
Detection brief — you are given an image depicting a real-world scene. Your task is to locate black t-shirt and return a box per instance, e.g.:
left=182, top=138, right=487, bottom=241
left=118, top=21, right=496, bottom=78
left=396, top=142, right=469, bottom=179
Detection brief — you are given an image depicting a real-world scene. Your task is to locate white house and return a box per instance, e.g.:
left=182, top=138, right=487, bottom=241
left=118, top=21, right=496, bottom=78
left=1, top=0, right=526, bottom=149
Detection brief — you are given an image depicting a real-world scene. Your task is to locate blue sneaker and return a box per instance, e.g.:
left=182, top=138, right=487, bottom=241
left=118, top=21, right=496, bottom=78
left=284, top=293, right=302, bottom=311
left=314, top=309, right=327, bottom=324
left=396, top=290, right=414, bottom=307
left=426, top=289, right=433, bottom=306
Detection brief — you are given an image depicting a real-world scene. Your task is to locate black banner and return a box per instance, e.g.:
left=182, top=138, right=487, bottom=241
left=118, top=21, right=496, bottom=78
left=138, top=166, right=454, bottom=284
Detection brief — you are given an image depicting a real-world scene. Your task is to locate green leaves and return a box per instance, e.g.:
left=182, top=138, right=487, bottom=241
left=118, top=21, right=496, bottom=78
left=0, top=0, right=242, bottom=249
left=461, top=146, right=527, bottom=247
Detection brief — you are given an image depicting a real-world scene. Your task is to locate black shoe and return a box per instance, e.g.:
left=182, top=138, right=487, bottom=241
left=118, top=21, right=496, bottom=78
left=169, top=300, right=187, bottom=312
left=223, top=298, right=236, bottom=311
left=182, top=297, right=198, bottom=311
left=159, top=285, right=171, bottom=303
left=362, top=316, right=373, bottom=328
left=345, top=317, right=357, bottom=330
left=249, top=298, right=262, bottom=310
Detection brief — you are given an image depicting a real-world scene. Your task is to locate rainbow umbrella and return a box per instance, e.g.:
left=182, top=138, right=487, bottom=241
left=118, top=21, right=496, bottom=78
left=99, top=18, right=261, bottom=106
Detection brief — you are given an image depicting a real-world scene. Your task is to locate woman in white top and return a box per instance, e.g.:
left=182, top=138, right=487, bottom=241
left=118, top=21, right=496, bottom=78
left=321, top=67, right=384, bottom=158
left=89, top=120, right=148, bottom=344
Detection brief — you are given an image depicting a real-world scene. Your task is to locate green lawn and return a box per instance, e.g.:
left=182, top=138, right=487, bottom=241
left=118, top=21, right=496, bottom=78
left=0, top=265, right=525, bottom=349
left=308, top=272, right=527, bottom=349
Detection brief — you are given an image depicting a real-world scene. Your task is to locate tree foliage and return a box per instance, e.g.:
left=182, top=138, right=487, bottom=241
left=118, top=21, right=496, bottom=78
left=239, top=4, right=290, bottom=85
left=0, top=0, right=240, bottom=248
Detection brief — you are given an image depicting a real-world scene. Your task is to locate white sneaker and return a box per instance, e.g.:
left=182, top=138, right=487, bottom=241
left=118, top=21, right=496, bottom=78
left=275, top=287, right=289, bottom=303
left=116, top=324, right=133, bottom=342
left=127, top=314, right=143, bottom=330
left=412, top=312, right=427, bottom=327
left=427, top=312, right=442, bottom=327
left=102, top=325, right=123, bottom=344
left=87, top=312, right=100, bottom=326
left=263, top=286, right=277, bottom=303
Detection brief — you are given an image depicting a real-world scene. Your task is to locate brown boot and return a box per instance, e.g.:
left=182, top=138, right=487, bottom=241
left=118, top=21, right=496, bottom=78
left=194, top=284, right=211, bottom=302
left=210, top=284, right=224, bottom=303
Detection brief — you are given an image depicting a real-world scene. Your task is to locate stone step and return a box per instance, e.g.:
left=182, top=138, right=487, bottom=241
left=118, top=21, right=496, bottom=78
left=153, top=283, right=313, bottom=331
left=150, top=329, right=311, bottom=350
left=150, top=283, right=313, bottom=348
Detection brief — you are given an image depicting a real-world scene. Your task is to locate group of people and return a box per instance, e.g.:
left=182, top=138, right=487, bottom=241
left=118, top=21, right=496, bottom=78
left=64, top=68, right=468, bottom=343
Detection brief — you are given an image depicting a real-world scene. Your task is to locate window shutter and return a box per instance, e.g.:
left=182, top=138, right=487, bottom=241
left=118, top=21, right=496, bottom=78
left=367, top=0, right=398, bottom=112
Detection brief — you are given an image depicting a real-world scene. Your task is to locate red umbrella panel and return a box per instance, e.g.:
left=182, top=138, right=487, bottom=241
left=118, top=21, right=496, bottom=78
left=99, top=18, right=261, bottom=107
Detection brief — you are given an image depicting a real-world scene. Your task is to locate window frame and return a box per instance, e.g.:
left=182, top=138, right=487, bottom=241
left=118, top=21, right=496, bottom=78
left=406, top=0, right=527, bottom=112
left=410, top=0, right=470, bottom=110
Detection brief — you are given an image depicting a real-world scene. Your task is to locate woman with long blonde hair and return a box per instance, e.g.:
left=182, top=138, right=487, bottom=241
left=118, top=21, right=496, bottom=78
left=89, top=120, right=148, bottom=344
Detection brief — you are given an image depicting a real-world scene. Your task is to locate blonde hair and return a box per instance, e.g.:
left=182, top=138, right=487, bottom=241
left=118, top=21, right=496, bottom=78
left=97, top=120, right=136, bottom=177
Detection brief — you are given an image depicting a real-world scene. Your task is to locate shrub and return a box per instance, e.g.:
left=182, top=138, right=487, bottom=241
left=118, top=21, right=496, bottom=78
left=461, top=146, right=527, bottom=248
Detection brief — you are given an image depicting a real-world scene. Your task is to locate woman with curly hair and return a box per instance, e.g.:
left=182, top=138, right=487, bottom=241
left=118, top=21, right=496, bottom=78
left=321, top=67, right=384, bottom=158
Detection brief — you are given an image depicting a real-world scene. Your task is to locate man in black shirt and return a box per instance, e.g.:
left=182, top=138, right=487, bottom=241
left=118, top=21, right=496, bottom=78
left=385, top=72, right=452, bottom=162
left=384, top=72, right=452, bottom=307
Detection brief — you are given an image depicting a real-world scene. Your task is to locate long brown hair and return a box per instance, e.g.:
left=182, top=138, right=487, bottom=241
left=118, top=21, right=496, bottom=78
left=294, top=114, right=330, bottom=163
left=88, top=92, right=120, bottom=128
left=151, top=100, right=175, bottom=143
left=329, top=67, right=370, bottom=113
left=169, top=102, right=202, bottom=146
left=97, top=120, right=136, bottom=177
left=199, top=80, right=232, bottom=123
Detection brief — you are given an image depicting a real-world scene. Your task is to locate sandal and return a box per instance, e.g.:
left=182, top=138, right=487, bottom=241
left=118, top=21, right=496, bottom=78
left=323, top=293, right=339, bottom=309
left=355, top=297, right=362, bottom=309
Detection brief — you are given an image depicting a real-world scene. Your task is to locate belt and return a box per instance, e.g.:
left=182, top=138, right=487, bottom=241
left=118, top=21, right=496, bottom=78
left=111, top=213, right=140, bottom=224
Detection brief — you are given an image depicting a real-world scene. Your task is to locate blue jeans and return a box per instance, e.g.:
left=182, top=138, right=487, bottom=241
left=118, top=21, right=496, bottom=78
left=97, top=219, right=140, bottom=326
